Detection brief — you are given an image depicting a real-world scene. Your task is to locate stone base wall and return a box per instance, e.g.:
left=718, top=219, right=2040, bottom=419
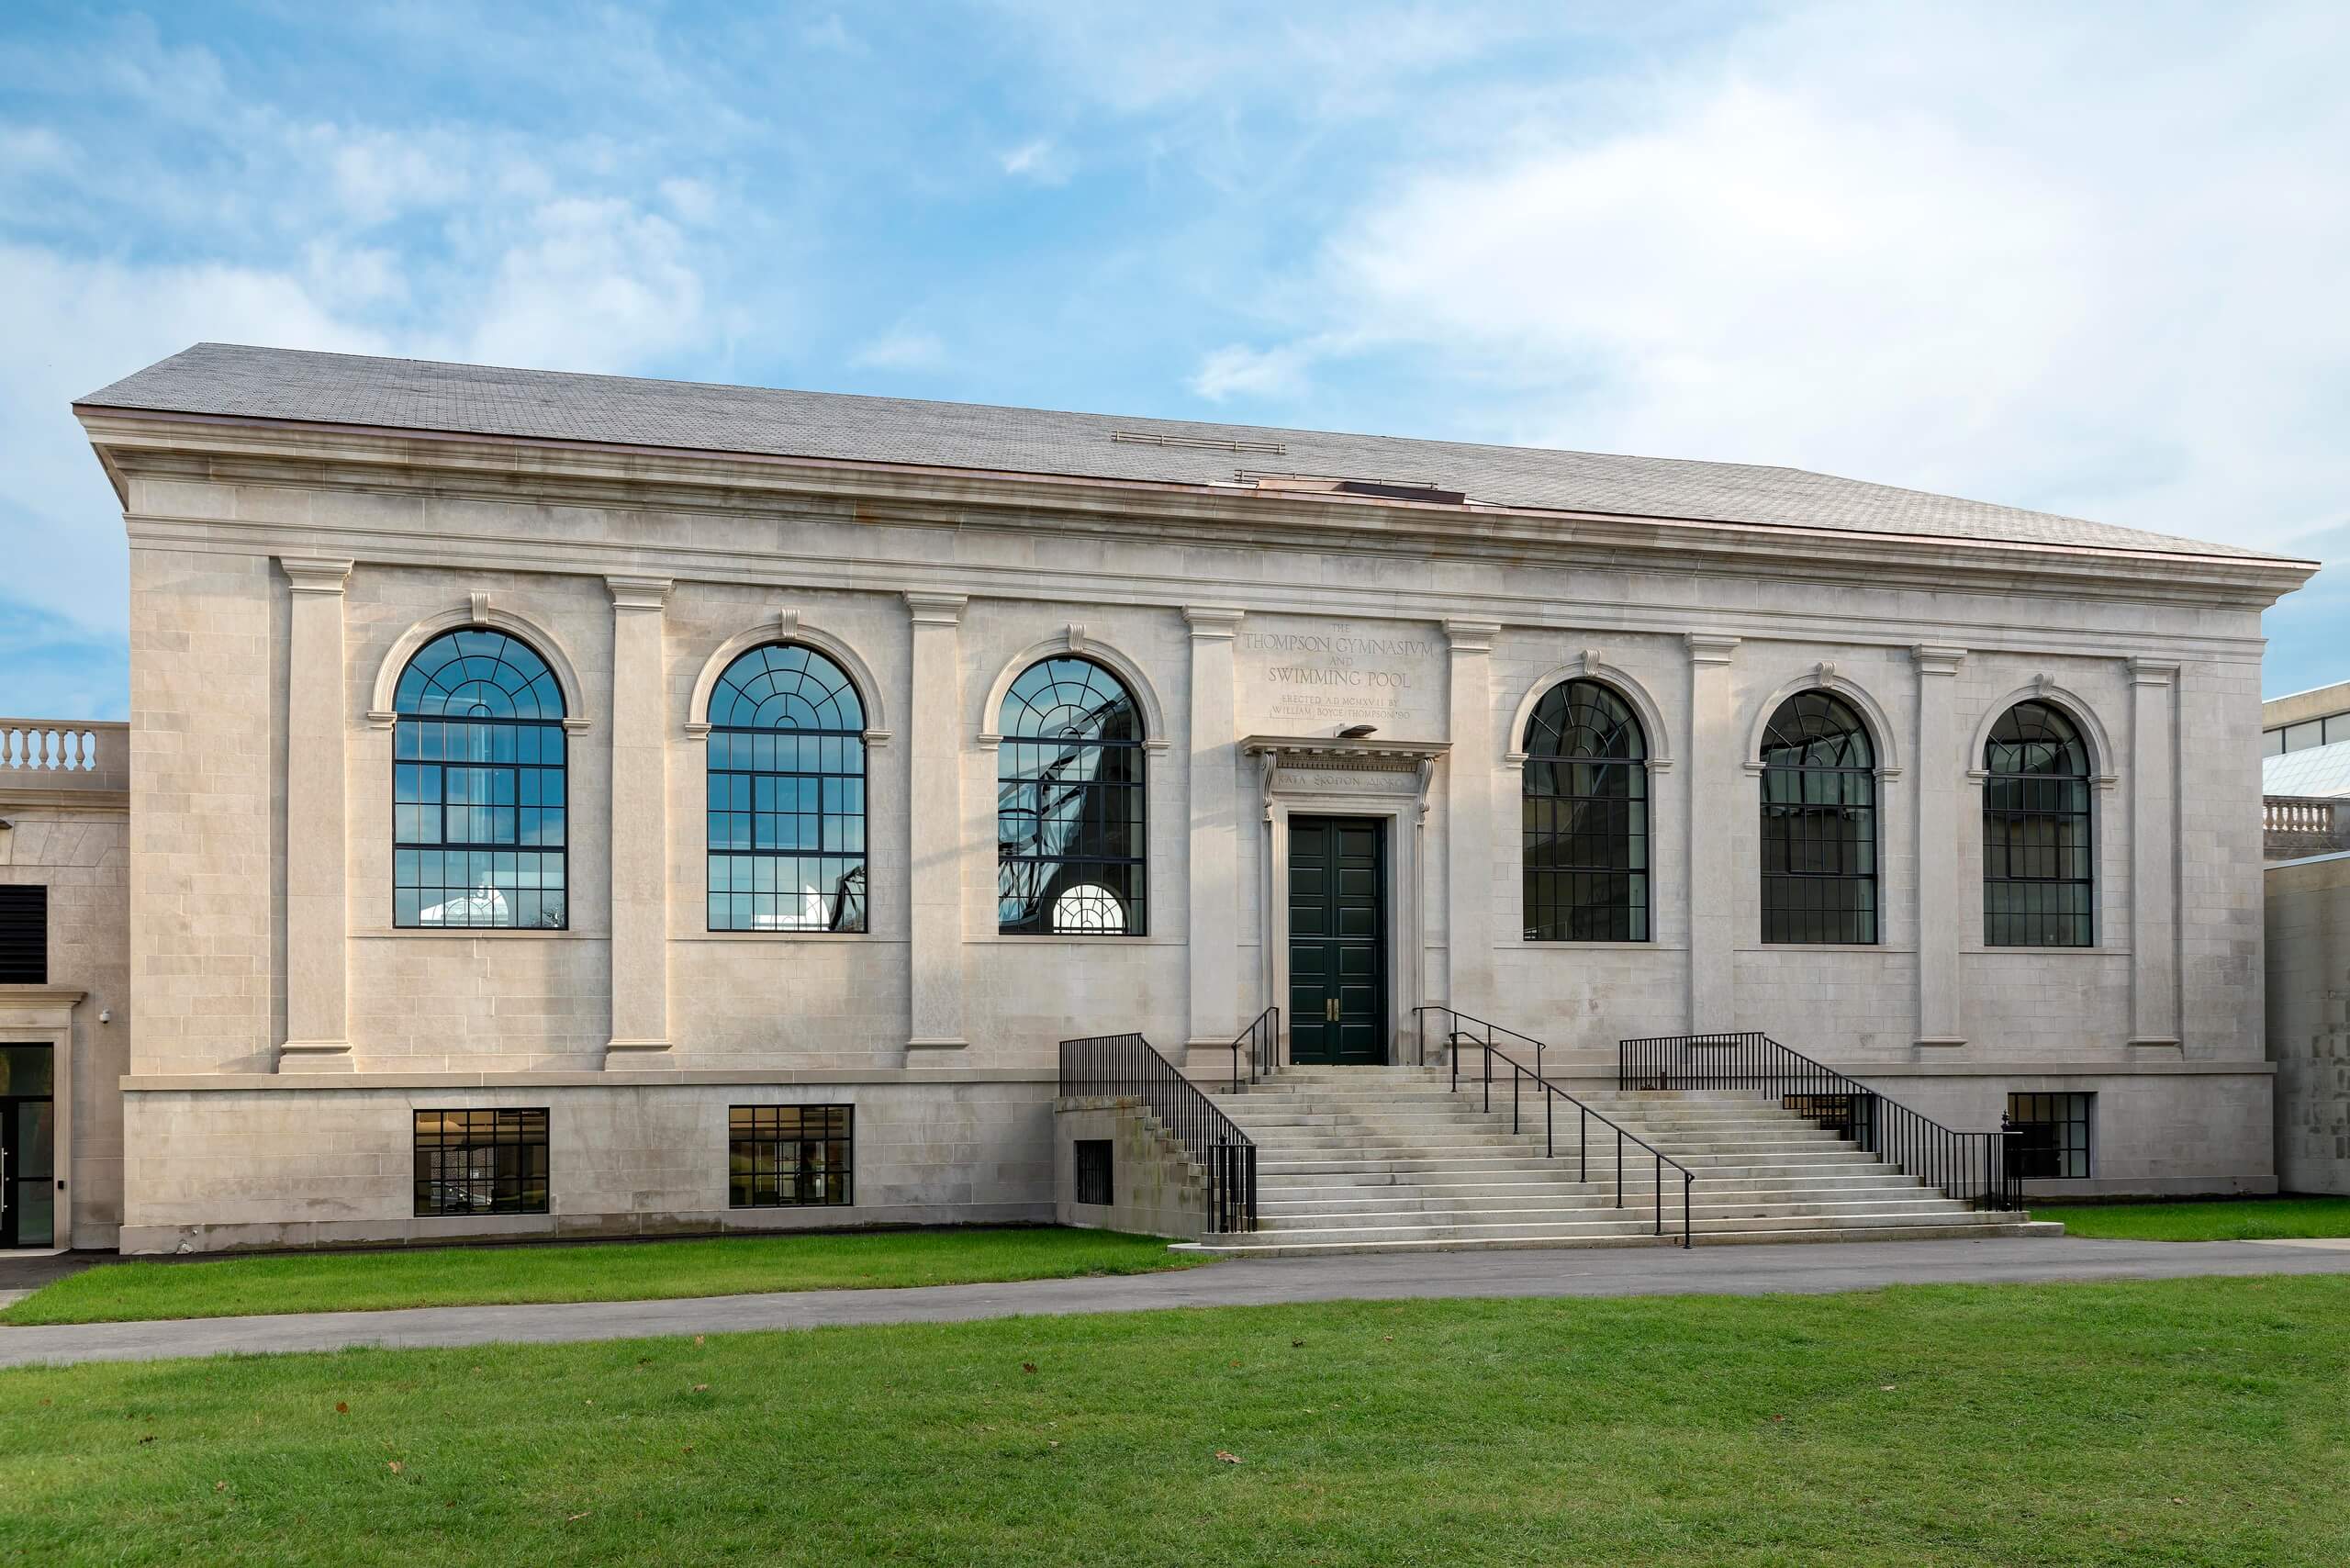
left=1051, top=1096, right=1208, bottom=1240
left=118, top=1077, right=1054, bottom=1255
left=2266, top=854, right=2350, bottom=1196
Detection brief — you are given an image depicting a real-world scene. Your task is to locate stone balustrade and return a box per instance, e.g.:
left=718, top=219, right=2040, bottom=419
left=2265, top=794, right=2348, bottom=861
left=0, top=719, right=129, bottom=791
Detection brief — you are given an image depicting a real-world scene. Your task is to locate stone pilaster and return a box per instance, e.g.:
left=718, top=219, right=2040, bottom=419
left=906, top=592, right=969, bottom=1053
left=1442, top=620, right=1500, bottom=1020
left=2128, top=657, right=2182, bottom=1048
left=278, top=557, right=354, bottom=1073
left=604, top=575, right=673, bottom=1067
left=1912, top=645, right=1967, bottom=1048
left=1184, top=608, right=1245, bottom=1050
left=1684, top=633, right=1741, bottom=1032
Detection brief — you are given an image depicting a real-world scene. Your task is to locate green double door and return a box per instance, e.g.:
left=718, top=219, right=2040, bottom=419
left=1287, top=816, right=1388, bottom=1066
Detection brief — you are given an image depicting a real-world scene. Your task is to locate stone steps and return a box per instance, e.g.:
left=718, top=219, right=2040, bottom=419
left=1197, top=1064, right=2051, bottom=1257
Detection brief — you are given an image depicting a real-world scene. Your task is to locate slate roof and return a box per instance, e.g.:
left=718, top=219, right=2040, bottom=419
left=80, top=342, right=2285, bottom=561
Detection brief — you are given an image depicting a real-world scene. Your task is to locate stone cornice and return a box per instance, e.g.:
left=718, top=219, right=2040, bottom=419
left=79, top=410, right=2319, bottom=612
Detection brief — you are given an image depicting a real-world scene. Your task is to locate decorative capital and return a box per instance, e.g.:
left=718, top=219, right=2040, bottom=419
left=606, top=575, right=673, bottom=612
left=469, top=590, right=491, bottom=625
left=1686, top=633, right=1740, bottom=665
left=280, top=556, right=353, bottom=595
left=1067, top=622, right=1088, bottom=653
left=904, top=591, right=968, bottom=626
left=2127, top=657, right=2180, bottom=687
left=778, top=608, right=801, bottom=640
left=1911, top=644, right=1967, bottom=678
left=1184, top=607, right=1246, bottom=640
left=1443, top=618, right=1500, bottom=653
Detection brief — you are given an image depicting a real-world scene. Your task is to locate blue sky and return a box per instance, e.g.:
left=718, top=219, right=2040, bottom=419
left=3, top=1, right=2344, bottom=720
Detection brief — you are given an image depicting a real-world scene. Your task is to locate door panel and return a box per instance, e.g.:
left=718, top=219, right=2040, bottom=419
left=1288, top=817, right=1388, bottom=1065
left=0, top=1044, right=53, bottom=1249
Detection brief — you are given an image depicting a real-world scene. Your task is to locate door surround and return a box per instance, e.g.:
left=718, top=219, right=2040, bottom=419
left=0, top=987, right=80, bottom=1252
left=1245, top=737, right=1445, bottom=1066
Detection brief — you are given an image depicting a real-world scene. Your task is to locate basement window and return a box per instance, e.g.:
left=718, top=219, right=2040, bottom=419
left=730, top=1104, right=854, bottom=1208
left=414, top=1108, right=549, bottom=1216
left=2005, top=1092, right=2092, bottom=1180
left=1074, top=1140, right=1113, bottom=1207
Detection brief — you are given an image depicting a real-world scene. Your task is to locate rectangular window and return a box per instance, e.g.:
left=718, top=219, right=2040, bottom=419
left=0, top=885, right=44, bottom=984
left=1759, top=768, right=1878, bottom=945
left=729, top=1105, right=854, bottom=1208
left=2262, top=728, right=2284, bottom=756
left=2005, top=1092, right=2091, bottom=1180
left=393, top=718, right=567, bottom=929
left=1074, top=1139, right=1113, bottom=1207
left=414, top=1108, right=549, bottom=1215
left=2281, top=720, right=2324, bottom=754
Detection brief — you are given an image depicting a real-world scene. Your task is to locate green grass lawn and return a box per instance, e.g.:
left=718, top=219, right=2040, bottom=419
left=0, top=1276, right=2344, bottom=1565
left=2031, top=1194, right=2350, bottom=1242
left=0, top=1226, right=1197, bottom=1327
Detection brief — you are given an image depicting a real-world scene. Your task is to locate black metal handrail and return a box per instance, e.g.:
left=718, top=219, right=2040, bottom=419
left=1228, top=1005, right=1281, bottom=1092
left=1618, top=1031, right=2020, bottom=1212
left=1059, top=1032, right=1258, bottom=1233
left=1413, top=1006, right=1693, bottom=1248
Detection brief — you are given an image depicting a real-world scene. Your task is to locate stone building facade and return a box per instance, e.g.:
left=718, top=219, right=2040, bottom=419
left=16, top=342, right=2316, bottom=1254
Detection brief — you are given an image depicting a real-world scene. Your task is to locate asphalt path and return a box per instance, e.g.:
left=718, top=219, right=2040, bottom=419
left=4, top=1233, right=2345, bottom=1369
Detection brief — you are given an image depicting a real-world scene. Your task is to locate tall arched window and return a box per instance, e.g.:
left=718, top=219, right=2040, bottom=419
left=997, top=656, right=1146, bottom=935
left=1759, top=690, right=1877, bottom=945
left=392, top=628, right=567, bottom=929
left=1983, top=700, right=2093, bottom=947
left=706, top=643, right=868, bottom=933
left=1522, top=679, right=1649, bottom=941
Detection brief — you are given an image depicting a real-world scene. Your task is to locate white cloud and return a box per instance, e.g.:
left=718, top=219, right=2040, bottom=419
left=1190, top=342, right=1315, bottom=401
left=849, top=327, right=948, bottom=371
left=1001, top=139, right=1073, bottom=185
left=464, top=199, right=706, bottom=372
left=801, top=13, right=863, bottom=53
left=0, top=242, right=388, bottom=640
left=659, top=176, right=719, bottom=225
left=1242, top=4, right=2350, bottom=551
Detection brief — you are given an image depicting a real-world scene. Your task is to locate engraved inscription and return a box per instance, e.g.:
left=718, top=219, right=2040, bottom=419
left=1275, top=767, right=1420, bottom=795
left=1237, top=621, right=1445, bottom=735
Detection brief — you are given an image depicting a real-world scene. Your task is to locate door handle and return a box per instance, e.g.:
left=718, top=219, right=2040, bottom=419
left=1326, top=998, right=1338, bottom=1022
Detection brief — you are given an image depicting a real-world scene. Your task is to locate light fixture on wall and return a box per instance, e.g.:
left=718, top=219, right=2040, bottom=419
left=1337, top=724, right=1377, bottom=739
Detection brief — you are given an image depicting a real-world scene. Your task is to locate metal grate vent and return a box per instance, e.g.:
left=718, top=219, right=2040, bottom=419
left=0, top=885, right=45, bottom=984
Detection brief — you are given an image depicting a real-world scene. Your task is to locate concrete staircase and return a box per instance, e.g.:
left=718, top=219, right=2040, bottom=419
left=1196, top=1064, right=2056, bottom=1256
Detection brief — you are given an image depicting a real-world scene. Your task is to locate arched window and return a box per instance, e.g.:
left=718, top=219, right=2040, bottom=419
left=706, top=644, right=868, bottom=933
left=996, top=656, right=1146, bottom=935
left=1522, top=679, right=1649, bottom=941
left=1759, top=690, right=1877, bottom=945
left=392, top=629, right=567, bottom=929
left=1983, top=700, right=2093, bottom=947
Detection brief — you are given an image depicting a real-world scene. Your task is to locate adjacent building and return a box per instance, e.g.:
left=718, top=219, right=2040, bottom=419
left=2263, top=680, right=2350, bottom=1196
left=0, top=342, right=2318, bottom=1254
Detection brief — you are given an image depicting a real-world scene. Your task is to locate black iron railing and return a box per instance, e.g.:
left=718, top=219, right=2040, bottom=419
left=1228, top=1005, right=1281, bottom=1092
left=1059, top=1032, right=1258, bottom=1234
left=1414, top=1006, right=1694, bottom=1248
left=1618, top=1032, right=2020, bottom=1212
